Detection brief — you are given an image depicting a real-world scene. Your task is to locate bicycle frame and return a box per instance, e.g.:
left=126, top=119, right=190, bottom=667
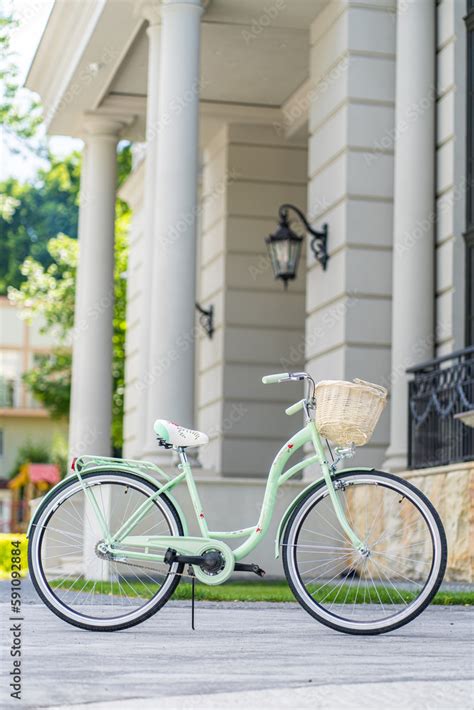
left=72, top=420, right=366, bottom=574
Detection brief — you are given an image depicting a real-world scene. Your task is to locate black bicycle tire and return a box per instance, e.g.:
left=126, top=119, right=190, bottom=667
left=282, top=469, right=447, bottom=635
left=28, top=470, right=184, bottom=632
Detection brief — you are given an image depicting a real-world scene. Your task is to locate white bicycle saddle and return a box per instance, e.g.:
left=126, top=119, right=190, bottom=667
left=153, top=419, right=209, bottom=448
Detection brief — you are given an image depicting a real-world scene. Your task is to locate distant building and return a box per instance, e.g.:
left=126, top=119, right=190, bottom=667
left=0, top=297, right=68, bottom=480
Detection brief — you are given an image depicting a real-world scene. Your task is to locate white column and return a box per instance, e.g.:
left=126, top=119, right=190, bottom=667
left=69, top=116, right=124, bottom=458
left=144, top=0, right=204, bottom=459
left=135, top=3, right=161, bottom=457
left=384, top=1, right=435, bottom=471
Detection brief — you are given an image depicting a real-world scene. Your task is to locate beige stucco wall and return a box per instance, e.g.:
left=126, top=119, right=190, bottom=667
left=435, top=0, right=467, bottom=355
left=118, top=0, right=472, bottom=578
left=197, top=122, right=308, bottom=477
left=306, top=0, right=396, bottom=470
left=122, top=125, right=309, bottom=477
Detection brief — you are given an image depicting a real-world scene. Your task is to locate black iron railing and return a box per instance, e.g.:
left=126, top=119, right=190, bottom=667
left=407, top=346, right=474, bottom=469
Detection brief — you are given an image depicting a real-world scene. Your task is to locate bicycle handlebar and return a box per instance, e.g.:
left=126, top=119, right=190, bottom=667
left=263, top=372, right=314, bottom=419
left=262, top=372, right=308, bottom=384
left=262, top=372, right=290, bottom=384
left=285, top=399, right=305, bottom=416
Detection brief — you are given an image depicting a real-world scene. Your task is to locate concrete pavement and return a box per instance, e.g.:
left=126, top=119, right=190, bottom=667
left=0, top=581, right=473, bottom=709
left=48, top=680, right=474, bottom=710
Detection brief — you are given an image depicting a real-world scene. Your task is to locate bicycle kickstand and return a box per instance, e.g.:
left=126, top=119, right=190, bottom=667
left=189, top=566, right=196, bottom=631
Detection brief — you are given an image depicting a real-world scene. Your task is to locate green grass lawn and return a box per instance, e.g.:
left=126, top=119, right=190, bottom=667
left=51, top=578, right=474, bottom=606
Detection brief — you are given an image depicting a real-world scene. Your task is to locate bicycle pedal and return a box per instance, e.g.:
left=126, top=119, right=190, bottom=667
left=234, top=562, right=266, bottom=577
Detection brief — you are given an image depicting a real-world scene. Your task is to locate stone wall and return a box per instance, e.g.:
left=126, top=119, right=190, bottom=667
left=400, top=463, right=474, bottom=583
left=349, top=462, right=474, bottom=583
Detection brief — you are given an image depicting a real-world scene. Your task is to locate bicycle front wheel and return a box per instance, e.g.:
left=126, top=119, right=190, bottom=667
left=28, top=471, right=184, bottom=631
left=283, top=470, right=447, bottom=635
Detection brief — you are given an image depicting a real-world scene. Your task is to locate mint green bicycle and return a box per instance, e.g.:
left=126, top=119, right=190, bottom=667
left=28, top=372, right=447, bottom=635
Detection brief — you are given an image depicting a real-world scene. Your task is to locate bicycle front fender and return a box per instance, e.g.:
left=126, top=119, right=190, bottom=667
left=274, top=466, right=374, bottom=558
left=26, top=465, right=189, bottom=538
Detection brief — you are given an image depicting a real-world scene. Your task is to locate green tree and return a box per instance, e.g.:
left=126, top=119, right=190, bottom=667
left=112, top=205, right=129, bottom=449
left=0, top=13, right=43, bottom=142
left=1, top=10, right=131, bottom=451
left=10, top=224, right=129, bottom=451
left=0, top=152, right=81, bottom=293
left=11, top=234, right=77, bottom=418
left=0, top=145, right=131, bottom=294
left=8, top=145, right=132, bottom=451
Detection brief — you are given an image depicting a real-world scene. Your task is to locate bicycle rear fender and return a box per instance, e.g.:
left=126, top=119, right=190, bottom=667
left=27, top=464, right=189, bottom=538
left=274, top=466, right=374, bottom=558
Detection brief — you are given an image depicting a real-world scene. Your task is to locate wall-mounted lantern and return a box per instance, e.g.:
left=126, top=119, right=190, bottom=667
left=265, top=204, right=329, bottom=288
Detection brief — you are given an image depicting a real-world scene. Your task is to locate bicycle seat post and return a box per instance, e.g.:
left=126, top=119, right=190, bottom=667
left=177, top=446, right=188, bottom=465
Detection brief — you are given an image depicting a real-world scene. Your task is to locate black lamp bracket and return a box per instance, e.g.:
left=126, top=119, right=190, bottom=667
left=279, top=203, right=329, bottom=270
left=195, top=302, right=214, bottom=339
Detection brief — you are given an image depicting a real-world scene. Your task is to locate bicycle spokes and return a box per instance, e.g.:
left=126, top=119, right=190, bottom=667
left=36, top=478, right=177, bottom=621
left=284, top=473, right=443, bottom=632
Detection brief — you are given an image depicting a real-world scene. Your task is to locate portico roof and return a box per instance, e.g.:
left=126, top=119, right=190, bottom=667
left=26, top=0, right=328, bottom=140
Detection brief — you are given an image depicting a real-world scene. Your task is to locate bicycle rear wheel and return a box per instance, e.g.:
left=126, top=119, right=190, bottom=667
left=283, top=470, right=447, bottom=635
left=28, top=471, right=184, bottom=631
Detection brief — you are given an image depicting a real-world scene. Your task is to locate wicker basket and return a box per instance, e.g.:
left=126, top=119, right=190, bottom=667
left=314, top=378, right=388, bottom=447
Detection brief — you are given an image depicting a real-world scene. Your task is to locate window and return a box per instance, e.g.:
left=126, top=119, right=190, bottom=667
left=0, top=351, right=22, bottom=408
left=466, top=2, right=474, bottom=344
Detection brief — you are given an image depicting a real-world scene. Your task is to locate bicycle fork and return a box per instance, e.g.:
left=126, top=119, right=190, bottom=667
left=309, top=423, right=367, bottom=554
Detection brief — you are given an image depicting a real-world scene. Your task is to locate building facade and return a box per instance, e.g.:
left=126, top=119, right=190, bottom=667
left=26, top=0, right=473, bottom=577
left=0, top=298, right=68, bottom=480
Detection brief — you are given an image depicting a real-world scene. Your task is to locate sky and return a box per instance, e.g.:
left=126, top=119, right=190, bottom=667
left=0, top=0, right=82, bottom=182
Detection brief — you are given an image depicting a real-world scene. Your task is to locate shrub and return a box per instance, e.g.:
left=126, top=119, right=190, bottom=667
left=0, top=534, right=28, bottom=579
left=8, top=440, right=50, bottom=479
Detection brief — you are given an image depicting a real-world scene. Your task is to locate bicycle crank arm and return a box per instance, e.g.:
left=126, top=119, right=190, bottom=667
left=164, top=548, right=229, bottom=577
left=164, top=550, right=208, bottom=566
left=165, top=549, right=265, bottom=578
